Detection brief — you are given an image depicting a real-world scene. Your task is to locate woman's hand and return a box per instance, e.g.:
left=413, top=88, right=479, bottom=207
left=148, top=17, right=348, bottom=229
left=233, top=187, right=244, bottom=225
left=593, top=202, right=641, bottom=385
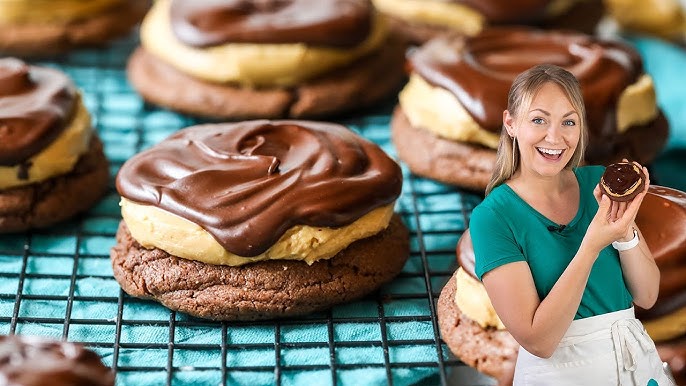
left=583, top=162, right=650, bottom=253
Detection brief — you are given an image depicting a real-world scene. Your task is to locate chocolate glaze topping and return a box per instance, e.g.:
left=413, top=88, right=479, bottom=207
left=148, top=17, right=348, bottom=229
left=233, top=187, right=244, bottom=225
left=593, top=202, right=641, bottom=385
left=170, top=0, right=373, bottom=48
left=409, top=27, right=643, bottom=143
left=116, top=120, right=402, bottom=257
left=0, top=58, right=76, bottom=167
left=601, top=162, right=643, bottom=195
left=635, top=186, right=686, bottom=320
left=452, top=0, right=550, bottom=24
left=0, top=335, right=114, bottom=386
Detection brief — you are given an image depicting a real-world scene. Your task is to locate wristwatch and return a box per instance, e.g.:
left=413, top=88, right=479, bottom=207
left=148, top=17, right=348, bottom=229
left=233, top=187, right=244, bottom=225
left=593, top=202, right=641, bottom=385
left=612, top=228, right=639, bottom=251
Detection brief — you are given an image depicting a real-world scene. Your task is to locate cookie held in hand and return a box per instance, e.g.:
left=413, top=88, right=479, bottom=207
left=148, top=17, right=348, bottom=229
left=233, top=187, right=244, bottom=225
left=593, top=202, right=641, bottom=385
left=600, top=162, right=646, bottom=202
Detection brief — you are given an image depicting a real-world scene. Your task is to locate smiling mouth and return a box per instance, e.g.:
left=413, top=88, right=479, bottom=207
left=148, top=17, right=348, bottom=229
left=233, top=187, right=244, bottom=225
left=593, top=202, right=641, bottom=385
left=537, top=147, right=564, bottom=161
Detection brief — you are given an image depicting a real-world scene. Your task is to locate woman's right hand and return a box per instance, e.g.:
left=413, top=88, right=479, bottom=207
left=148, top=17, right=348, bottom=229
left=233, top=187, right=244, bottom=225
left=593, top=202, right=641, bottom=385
left=583, top=183, right=647, bottom=254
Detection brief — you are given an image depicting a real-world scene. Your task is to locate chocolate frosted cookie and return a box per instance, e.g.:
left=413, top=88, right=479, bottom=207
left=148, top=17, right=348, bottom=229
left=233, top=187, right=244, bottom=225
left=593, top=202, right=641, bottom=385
left=0, top=0, right=149, bottom=57
left=600, top=161, right=647, bottom=202
left=0, top=58, right=108, bottom=233
left=112, top=120, right=409, bottom=320
left=393, top=27, right=669, bottom=191
left=437, top=270, right=518, bottom=386
left=0, top=335, right=114, bottom=386
left=127, top=0, right=405, bottom=119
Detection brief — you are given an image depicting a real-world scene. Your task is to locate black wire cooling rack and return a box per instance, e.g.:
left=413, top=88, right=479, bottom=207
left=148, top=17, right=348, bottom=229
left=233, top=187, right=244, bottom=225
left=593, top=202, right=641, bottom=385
left=0, top=34, right=492, bottom=386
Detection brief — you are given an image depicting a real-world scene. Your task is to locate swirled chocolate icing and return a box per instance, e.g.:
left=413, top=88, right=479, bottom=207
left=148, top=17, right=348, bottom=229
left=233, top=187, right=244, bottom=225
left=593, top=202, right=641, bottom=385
left=116, top=120, right=402, bottom=257
left=635, top=186, right=686, bottom=320
left=408, top=27, right=643, bottom=148
left=0, top=58, right=76, bottom=167
left=0, top=335, right=114, bottom=386
left=601, top=162, right=643, bottom=196
left=170, top=0, right=373, bottom=48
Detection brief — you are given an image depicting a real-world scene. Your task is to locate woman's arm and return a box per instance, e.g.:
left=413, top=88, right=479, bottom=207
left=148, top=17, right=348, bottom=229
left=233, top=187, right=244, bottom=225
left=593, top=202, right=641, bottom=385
left=616, top=224, right=660, bottom=309
left=483, top=190, right=645, bottom=358
left=598, top=164, right=659, bottom=309
left=482, top=240, right=599, bottom=358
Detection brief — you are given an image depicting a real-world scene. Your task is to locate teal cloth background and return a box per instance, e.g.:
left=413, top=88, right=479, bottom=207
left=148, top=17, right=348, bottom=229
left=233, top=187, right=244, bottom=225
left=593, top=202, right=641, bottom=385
left=0, top=32, right=684, bottom=386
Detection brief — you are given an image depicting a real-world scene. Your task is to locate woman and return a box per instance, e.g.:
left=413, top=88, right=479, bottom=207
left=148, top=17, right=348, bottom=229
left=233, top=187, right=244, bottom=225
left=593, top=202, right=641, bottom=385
left=470, top=64, right=673, bottom=385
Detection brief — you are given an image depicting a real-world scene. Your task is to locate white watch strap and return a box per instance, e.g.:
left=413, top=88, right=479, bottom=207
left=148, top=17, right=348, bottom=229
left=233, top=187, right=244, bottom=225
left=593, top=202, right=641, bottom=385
left=612, top=228, right=639, bottom=251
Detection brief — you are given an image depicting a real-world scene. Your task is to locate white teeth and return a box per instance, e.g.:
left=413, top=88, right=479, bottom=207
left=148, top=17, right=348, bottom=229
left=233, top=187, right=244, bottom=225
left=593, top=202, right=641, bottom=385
left=537, top=148, right=563, bottom=155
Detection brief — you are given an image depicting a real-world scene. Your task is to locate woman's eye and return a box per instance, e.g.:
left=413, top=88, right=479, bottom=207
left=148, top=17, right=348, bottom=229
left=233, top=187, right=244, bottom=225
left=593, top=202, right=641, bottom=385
left=563, top=120, right=576, bottom=126
left=532, top=118, right=544, bottom=124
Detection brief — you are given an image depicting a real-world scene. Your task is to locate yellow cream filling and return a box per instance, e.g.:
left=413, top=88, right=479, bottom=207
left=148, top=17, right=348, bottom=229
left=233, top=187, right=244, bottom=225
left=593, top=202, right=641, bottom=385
left=605, top=0, right=686, bottom=40
left=0, top=0, right=122, bottom=24
left=454, top=267, right=505, bottom=330
left=371, top=0, right=484, bottom=36
left=372, top=0, right=585, bottom=36
left=643, top=305, right=686, bottom=342
left=399, top=74, right=500, bottom=148
left=121, top=199, right=395, bottom=266
left=141, top=0, right=389, bottom=87
left=400, top=73, right=658, bottom=148
left=616, top=75, right=658, bottom=133
left=0, top=97, right=92, bottom=190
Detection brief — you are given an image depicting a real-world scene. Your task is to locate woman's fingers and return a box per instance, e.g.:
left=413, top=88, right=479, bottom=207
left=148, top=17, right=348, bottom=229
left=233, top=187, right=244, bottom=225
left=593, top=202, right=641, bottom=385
left=610, top=200, right=619, bottom=222
left=593, top=184, right=602, bottom=204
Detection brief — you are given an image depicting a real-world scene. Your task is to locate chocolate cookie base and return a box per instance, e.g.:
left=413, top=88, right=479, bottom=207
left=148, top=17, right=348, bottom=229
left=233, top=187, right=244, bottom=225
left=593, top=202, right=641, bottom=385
left=392, top=107, right=668, bottom=191
left=391, top=107, right=496, bottom=192
left=110, top=215, right=410, bottom=321
left=0, top=136, right=109, bottom=233
left=127, top=38, right=406, bottom=120
left=0, top=0, right=149, bottom=57
left=437, top=270, right=519, bottom=386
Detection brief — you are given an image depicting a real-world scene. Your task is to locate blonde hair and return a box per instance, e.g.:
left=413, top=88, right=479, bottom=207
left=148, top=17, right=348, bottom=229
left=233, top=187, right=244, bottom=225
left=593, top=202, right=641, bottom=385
left=485, top=64, right=588, bottom=195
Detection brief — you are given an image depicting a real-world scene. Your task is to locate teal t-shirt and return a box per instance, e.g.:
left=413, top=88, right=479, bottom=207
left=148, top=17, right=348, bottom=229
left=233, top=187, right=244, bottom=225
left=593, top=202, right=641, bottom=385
left=472, top=166, right=633, bottom=319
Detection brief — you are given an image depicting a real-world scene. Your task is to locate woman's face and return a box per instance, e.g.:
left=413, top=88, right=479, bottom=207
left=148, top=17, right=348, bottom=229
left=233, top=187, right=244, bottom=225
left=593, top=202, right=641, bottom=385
left=506, top=82, right=580, bottom=179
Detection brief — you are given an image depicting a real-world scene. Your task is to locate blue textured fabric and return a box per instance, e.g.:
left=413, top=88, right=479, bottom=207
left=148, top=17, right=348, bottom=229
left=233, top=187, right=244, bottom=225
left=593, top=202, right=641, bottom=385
left=0, top=33, right=684, bottom=386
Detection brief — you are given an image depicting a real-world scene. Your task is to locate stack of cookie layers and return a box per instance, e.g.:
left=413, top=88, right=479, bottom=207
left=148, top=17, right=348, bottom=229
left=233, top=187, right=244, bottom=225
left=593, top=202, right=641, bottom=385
left=0, top=58, right=108, bottom=233
left=392, top=26, right=668, bottom=191
left=111, top=120, right=410, bottom=321
left=127, top=0, right=406, bottom=120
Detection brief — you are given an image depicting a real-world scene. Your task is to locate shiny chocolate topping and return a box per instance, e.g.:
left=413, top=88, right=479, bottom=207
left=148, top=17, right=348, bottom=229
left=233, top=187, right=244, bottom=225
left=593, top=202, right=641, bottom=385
left=0, top=335, right=114, bottom=386
left=452, top=0, right=550, bottom=24
left=601, top=162, right=643, bottom=195
left=635, top=186, right=686, bottom=320
left=170, top=0, right=373, bottom=48
left=408, top=27, right=642, bottom=139
left=116, top=120, right=402, bottom=257
left=0, top=58, right=76, bottom=167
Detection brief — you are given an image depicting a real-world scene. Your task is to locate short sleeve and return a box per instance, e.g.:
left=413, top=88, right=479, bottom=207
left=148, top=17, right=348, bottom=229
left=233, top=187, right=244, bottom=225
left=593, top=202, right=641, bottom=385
left=471, top=205, right=525, bottom=281
left=576, top=165, right=605, bottom=193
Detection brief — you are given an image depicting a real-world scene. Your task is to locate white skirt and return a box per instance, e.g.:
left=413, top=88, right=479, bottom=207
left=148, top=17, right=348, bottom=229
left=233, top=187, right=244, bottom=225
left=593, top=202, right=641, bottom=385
left=513, top=307, right=675, bottom=386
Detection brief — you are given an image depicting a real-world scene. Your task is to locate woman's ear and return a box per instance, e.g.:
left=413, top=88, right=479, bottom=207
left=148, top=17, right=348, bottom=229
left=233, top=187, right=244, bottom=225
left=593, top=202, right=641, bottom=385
left=503, top=110, right=516, bottom=138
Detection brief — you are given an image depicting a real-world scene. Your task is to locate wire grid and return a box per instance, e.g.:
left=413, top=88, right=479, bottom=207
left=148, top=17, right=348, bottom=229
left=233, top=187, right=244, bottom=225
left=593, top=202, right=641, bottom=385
left=0, top=33, right=489, bottom=386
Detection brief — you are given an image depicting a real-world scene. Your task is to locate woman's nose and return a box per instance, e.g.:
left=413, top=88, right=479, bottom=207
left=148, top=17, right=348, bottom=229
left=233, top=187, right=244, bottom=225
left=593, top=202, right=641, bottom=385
left=545, top=125, right=562, bottom=143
